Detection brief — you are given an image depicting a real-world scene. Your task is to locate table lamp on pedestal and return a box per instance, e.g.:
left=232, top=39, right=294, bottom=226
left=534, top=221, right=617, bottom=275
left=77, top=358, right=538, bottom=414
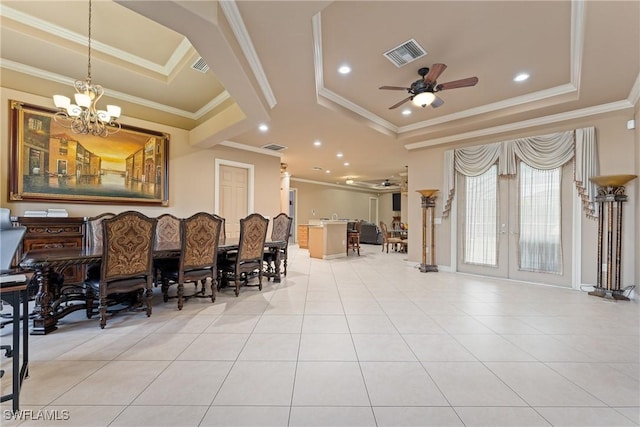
left=588, top=174, right=637, bottom=300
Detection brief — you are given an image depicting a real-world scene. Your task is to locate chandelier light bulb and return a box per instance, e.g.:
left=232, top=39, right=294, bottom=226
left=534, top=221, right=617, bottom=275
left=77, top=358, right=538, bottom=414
left=53, top=95, right=70, bottom=109
left=74, top=93, right=91, bottom=108
left=107, top=105, right=121, bottom=118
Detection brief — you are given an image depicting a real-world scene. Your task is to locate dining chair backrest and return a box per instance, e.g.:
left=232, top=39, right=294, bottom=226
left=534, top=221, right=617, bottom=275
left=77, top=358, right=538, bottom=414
left=271, top=213, right=292, bottom=242
left=86, top=213, right=115, bottom=252
left=213, top=214, right=226, bottom=245
left=180, top=212, right=222, bottom=274
left=237, top=213, right=269, bottom=265
left=379, top=221, right=389, bottom=237
left=100, top=211, right=157, bottom=292
left=155, top=213, right=181, bottom=250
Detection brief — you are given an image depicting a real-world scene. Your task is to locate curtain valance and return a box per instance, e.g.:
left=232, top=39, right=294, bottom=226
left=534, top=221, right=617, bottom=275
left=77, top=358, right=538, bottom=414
left=442, top=127, right=598, bottom=218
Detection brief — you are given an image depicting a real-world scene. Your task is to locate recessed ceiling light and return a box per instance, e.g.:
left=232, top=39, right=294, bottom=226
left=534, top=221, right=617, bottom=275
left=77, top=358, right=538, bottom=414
left=338, top=65, right=351, bottom=74
left=258, top=124, right=269, bottom=132
left=336, top=153, right=344, bottom=158
left=343, top=162, right=350, bottom=166
left=401, top=109, right=412, bottom=116
left=514, top=73, right=530, bottom=82
left=313, top=140, right=321, bottom=147
left=325, top=170, right=331, bottom=174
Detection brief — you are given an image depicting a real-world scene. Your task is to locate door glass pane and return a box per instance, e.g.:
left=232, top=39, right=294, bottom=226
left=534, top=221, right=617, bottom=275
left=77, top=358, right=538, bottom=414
left=463, top=165, right=498, bottom=266
left=518, top=163, right=562, bottom=274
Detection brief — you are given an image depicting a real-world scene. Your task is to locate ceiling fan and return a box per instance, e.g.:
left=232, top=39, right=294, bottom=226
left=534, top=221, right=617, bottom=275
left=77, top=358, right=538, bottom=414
left=379, top=63, right=479, bottom=109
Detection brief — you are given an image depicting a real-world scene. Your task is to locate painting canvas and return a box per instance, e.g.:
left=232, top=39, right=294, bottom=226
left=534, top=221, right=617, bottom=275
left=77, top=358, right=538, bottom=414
left=9, top=100, right=169, bottom=205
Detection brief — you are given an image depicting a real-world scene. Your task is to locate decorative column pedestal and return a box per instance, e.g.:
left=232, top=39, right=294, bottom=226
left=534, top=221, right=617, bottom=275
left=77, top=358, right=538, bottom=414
left=417, top=189, right=438, bottom=273
left=588, top=174, right=637, bottom=300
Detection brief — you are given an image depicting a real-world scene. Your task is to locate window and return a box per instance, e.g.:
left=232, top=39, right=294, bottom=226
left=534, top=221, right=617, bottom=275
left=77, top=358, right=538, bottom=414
left=463, top=165, right=498, bottom=266
left=518, top=163, right=562, bottom=273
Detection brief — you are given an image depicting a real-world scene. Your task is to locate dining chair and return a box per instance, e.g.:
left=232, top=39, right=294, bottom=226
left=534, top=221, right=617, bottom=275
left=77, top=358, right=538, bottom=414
left=153, top=213, right=181, bottom=286
left=379, top=221, right=403, bottom=253
left=218, top=213, right=269, bottom=296
left=160, top=212, right=222, bottom=310
left=84, top=211, right=157, bottom=329
left=263, top=213, right=292, bottom=280
left=85, top=213, right=115, bottom=281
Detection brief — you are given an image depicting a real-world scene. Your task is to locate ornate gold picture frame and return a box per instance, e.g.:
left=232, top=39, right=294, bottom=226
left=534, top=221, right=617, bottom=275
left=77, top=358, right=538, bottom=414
left=9, top=100, right=169, bottom=206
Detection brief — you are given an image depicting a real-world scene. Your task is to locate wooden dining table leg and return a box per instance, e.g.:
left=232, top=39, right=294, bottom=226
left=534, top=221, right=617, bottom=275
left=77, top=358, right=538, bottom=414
left=273, top=249, right=282, bottom=283
left=31, top=266, right=58, bottom=335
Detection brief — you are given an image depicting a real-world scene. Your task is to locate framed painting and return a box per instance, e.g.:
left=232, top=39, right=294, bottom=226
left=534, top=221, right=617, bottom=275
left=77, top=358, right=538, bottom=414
left=8, top=100, right=169, bottom=206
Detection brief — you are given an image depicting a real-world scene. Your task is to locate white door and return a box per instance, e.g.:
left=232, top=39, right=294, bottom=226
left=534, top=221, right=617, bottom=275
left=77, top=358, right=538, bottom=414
left=219, top=164, right=248, bottom=239
left=457, top=161, right=573, bottom=286
left=368, top=197, right=378, bottom=224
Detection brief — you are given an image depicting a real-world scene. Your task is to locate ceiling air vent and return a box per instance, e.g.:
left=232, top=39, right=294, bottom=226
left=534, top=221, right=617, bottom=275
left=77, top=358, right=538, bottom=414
left=191, top=57, right=210, bottom=73
left=383, top=39, right=426, bottom=67
left=261, top=143, right=287, bottom=152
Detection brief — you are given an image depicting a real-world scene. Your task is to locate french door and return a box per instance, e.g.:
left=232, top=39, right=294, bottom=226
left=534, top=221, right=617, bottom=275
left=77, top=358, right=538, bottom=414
left=457, top=161, right=573, bottom=286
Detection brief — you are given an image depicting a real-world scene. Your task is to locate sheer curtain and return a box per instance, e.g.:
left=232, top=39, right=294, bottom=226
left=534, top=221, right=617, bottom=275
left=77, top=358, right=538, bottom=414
left=464, top=165, right=498, bottom=266
left=518, top=163, right=562, bottom=273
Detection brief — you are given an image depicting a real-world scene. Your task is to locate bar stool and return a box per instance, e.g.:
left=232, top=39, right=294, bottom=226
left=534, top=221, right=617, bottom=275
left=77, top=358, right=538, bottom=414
left=346, top=221, right=361, bottom=256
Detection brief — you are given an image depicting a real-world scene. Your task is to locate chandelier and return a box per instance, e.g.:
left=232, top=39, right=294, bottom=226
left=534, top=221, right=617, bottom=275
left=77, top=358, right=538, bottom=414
left=53, top=0, right=121, bottom=137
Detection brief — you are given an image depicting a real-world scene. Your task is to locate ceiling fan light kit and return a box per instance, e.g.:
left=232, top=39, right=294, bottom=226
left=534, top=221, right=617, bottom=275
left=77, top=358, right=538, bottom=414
left=412, top=91, right=436, bottom=107
left=380, top=63, right=478, bottom=110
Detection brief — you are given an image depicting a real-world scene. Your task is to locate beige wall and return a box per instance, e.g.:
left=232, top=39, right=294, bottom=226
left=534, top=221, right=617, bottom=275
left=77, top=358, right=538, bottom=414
left=407, top=109, right=638, bottom=289
left=1, top=89, right=281, bottom=225
left=291, top=179, right=382, bottom=225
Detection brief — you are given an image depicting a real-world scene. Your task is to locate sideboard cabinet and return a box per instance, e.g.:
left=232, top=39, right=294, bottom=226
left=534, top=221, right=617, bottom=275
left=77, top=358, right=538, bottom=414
left=16, top=217, right=86, bottom=284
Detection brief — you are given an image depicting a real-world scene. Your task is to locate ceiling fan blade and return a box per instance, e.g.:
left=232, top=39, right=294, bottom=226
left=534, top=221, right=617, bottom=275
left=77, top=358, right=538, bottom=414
left=431, top=96, right=445, bottom=108
left=423, top=63, right=447, bottom=85
left=436, top=76, right=479, bottom=91
left=388, top=96, right=412, bottom=109
left=379, top=85, right=410, bottom=91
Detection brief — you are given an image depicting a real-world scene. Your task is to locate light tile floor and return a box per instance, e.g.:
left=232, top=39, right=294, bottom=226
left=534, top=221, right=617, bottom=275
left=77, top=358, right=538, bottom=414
left=1, top=244, right=639, bottom=426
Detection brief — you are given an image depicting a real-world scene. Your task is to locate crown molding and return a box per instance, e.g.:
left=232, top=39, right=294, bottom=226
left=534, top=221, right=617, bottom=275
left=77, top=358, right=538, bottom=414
left=219, top=140, right=283, bottom=158
left=0, top=5, right=192, bottom=77
left=399, top=84, right=577, bottom=133
left=290, top=177, right=380, bottom=193
left=220, top=0, right=277, bottom=109
left=404, top=99, right=634, bottom=150
left=312, top=1, right=587, bottom=138
left=628, top=72, right=640, bottom=106
left=0, top=59, right=229, bottom=120
left=318, top=87, right=399, bottom=132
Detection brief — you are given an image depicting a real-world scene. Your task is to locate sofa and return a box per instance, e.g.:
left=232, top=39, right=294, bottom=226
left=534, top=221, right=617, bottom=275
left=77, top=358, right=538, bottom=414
left=358, top=221, right=382, bottom=245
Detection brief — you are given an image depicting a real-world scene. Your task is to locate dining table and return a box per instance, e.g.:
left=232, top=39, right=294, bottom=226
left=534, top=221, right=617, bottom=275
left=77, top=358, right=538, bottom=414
left=19, top=239, right=286, bottom=335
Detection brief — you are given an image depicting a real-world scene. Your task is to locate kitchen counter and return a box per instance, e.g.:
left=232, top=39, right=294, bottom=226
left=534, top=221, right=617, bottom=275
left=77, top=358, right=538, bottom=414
left=307, top=220, right=348, bottom=259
